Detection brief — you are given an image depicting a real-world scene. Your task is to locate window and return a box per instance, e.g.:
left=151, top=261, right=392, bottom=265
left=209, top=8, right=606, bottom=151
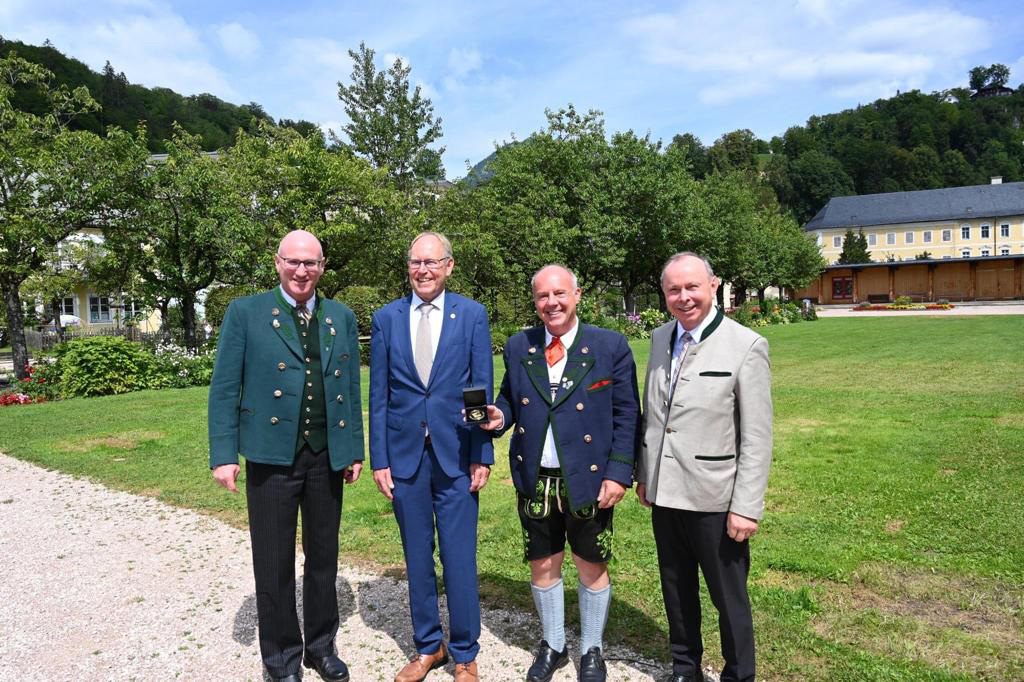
left=1001, top=247, right=1011, bottom=256
left=59, top=296, right=75, bottom=316
left=923, top=231, right=932, bottom=243
left=981, top=224, right=990, bottom=239
left=886, top=232, right=896, bottom=245
left=123, top=299, right=145, bottom=321
left=905, top=231, right=914, bottom=244
left=980, top=248, right=991, bottom=257
left=832, top=277, right=853, bottom=300
left=961, top=249, right=971, bottom=258
left=942, top=229, right=952, bottom=242
left=961, top=225, right=971, bottom=239
left=833, top=235, right=842, bottom=248
left=88, top=295, right=110, bottom=323
left=1000, top=223, right=1010, bottom=238
left=868, top=233, right=877, bottom=246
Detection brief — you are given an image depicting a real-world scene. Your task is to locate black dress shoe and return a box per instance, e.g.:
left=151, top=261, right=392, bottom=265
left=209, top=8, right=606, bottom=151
left=578, top=646, right=606, bottom=682
left=303, top=653, right=350, bottom=682
left=663, top=671, right=704, bottom=682
left=527, top=640, right=569, bottom=682
left=271, top=674, right=301, bottom=682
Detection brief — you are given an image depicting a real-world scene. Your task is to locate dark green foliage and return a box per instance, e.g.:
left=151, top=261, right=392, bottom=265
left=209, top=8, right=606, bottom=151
left=204, top=285, right=259, bottom=328
left=837, top=229, right=872, bottom=265
left=52, top=336, right=157, bottom=398
left=1, top=38, right=272, bottom=151
left=336, top=285, right=387, bottom=336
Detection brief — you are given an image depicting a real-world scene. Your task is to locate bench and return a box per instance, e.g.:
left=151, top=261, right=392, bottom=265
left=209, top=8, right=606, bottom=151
left=867, top=294, right=890, bottom=303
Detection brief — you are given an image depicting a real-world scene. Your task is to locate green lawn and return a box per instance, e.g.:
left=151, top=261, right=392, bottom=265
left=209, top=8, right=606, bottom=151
left=2, top=316, right=1023, bottom=681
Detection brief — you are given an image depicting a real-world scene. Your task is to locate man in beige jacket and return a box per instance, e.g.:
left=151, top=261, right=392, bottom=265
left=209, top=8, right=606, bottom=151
left=636, top=252, right=772, bottom=682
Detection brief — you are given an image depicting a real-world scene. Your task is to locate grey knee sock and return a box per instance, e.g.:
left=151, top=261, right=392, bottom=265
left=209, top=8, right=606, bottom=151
left=531, top=579, right=566, bottom=653
left=578, top=581, right=611, bottom=654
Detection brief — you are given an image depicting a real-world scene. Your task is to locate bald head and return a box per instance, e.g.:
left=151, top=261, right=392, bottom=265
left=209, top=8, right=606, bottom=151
left=531, top=264, right=578, bottom=291
left=277, top=229, right=323, bottom=259
left=532, top=264, right=581, bottom=337
left=275, top=230, right=325, bottom=304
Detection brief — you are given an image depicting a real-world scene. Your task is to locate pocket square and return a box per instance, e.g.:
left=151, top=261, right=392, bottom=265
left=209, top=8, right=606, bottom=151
left=587, top=379, right=612, bottom=391
left=699, top=371, right=732, bottom=377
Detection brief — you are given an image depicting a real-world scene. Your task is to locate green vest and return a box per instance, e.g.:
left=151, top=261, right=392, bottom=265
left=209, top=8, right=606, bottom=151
left=291, top=299, right=328, bottom=454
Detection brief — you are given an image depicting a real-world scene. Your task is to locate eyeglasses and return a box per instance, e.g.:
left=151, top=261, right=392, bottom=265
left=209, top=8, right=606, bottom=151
left=278, top=257, right=324, bottom=270
left=407, top=257, right=450, bottom=271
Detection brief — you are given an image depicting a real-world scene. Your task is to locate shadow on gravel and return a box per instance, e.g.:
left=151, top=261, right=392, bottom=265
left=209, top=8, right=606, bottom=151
left=356, top=575, right=417, bottom=654
left=232, top=573, right=357, bottom=647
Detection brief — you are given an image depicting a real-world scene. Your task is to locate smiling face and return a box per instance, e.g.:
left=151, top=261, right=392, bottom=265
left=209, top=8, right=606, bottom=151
left=408, top=234, right=453, bottom=303
left=275, top=230, right=324, bottom=304
left=532, top=265, right=582, bottom=337
left=661, top=255, right=719, bottom=331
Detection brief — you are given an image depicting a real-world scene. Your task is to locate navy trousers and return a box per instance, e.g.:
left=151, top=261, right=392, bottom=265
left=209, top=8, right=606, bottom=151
left=391, top=443, right=481, bottom=664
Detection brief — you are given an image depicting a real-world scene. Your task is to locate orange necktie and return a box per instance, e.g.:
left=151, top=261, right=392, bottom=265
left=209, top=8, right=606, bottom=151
left=545, top=336, right=565, bottom=367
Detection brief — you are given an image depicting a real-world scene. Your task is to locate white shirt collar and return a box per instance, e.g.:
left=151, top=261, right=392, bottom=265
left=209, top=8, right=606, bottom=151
left=544, top=317, right=580, bottom=349
left=279, top=285, right=315, bottom=313
left=676, top=305, right=717, bottom=345
left=411, top=288, right=445, bottom=312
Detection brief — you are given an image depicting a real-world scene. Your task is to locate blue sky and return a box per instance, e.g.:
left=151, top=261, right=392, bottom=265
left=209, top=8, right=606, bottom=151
left=4, top=0, right=1023, bottom=178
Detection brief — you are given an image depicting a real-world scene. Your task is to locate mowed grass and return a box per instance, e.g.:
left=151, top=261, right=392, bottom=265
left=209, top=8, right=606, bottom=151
left=2, top=316, right=1023, bottom=681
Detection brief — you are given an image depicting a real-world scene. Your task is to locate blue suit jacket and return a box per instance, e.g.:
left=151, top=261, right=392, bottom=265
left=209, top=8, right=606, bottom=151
left=369, top=291, right=494, bottom=479
left=494, top=324, right=640, bottom=511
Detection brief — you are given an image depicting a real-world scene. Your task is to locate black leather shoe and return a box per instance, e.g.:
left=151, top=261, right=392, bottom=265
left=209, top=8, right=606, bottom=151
left=270, top=674, right=301, bottom=682
left=578, top=646, right=606, bottom=682
left=663, top=671, right=704, bottom=682
left=527, top=640, right=569, bottom=681
left=303, top=653, right=350, bottom=682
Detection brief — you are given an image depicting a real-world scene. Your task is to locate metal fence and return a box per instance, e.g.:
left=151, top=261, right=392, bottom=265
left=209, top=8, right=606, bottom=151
left=25, top=326, right=188, bottom=352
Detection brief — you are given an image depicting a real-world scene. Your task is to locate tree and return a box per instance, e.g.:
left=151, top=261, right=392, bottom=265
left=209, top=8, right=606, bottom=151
left=667, top=133, right=710, bottom=178
left=941, top=149, right=978, bottom=186
left=336, top=43, right=444, bottom=191
left=0, top=54, right=143, bottom=379
left=708, top=129, right=762, bottom=174
left=101, top=127, right=241, bottom=350
left=969, top=64, right=1011, bottom=92
left=837, top=229, right=872, bottom=264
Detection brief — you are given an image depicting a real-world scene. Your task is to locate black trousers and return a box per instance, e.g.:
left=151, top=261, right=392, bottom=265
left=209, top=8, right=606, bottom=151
left=651, top=506, right=755, bottom=682
left=246, top=445, right=344, bottom=677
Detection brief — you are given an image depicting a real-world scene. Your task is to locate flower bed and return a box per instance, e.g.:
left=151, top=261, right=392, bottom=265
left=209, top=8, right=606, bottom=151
left=853, top=304, right=955, bottom=311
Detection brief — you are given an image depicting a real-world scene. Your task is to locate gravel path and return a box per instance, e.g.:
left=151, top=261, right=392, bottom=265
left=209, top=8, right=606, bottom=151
left=0, top=454, right=699, bottom=682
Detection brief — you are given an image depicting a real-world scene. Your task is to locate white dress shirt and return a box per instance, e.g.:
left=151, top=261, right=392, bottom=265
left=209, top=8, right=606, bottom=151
left=541, top=319, right=579, bottom=468
left=409, top=289, right=446, bottom=360
left=671, top=305, right=717, bottom=385
left=279, top=286, right=316, bottom=314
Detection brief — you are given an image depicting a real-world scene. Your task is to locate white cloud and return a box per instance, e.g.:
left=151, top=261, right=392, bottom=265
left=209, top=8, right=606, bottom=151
left=383, top=52, right=409, bottom=68
left=448, top=47, right=482, bottom=77
left=217, top=22, right=261, bottom=60
left=623, top=2, right=992, bottom=104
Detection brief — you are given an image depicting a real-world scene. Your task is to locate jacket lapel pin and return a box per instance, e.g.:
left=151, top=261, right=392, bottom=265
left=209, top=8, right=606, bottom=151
left=271, top=307, right=280, bottom=316
left=528, top=346, right=536, bottom=354
left=272, top=319, right=281, bottom=328
left=330, top=327, right=336, bottom=336
left=325, top=317, right=332, bottom=325
left=450, top=312, right=456, bottom=319
left=581, top=346, right=589, bottom=354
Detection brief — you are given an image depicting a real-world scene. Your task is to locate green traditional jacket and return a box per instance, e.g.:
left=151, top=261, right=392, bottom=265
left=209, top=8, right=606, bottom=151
left=208, top=289, right=364, bottom=472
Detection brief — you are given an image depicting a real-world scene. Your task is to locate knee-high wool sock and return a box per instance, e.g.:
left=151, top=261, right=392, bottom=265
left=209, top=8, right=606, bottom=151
left=578, top=581, right=611, bottom=654
left=531, top=579, right=565, bottom=653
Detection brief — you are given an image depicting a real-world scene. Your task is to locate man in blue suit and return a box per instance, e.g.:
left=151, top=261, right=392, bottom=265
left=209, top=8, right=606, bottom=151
left=480, top=264, right=640, bottom=682
left=369, top=231, right=493, bottom=682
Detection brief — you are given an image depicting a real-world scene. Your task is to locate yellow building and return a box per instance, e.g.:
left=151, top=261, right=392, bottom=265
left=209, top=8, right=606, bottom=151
left=796, top=179, right=1024, bottom=304
left=807, top=179, right=1024, bottom=263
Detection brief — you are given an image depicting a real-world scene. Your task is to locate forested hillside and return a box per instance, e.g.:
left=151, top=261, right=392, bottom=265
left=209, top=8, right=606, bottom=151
left=672, top=65, right=1024, bottom=223
left=0, top=37, right=317, bottom=152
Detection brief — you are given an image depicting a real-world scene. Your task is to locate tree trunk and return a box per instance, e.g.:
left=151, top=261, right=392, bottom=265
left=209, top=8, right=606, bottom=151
left=757, top=288, right=767, bottom=310
left=733, top=285, right=748, bottom=306
left=717, top=286, right=725, bottom=309
left=49, top=297, right=66, bottom=344
left=181, top=290, right=197, bottom=351
left=157, top=298, right=171, bottom=341
left=2, top=279, right=30, bottom=380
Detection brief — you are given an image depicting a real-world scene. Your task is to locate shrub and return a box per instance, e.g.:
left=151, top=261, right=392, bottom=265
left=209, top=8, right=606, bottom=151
left=14, top=361, right=59, bottom=402
left=491, top=322, right=524, bottom=355
left=205, top=285, right=259, bottom=328
left=338, top=286, right=388, bottom=337
left=53, top=336, right=159, bottom=398
left=150, top=342, right=216, bottom=389
left=893, top=295, right=913, bottom=306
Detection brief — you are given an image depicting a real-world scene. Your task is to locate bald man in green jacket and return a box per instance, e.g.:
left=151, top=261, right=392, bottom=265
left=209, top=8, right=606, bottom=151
left=208, top=230, right=363, bottom=682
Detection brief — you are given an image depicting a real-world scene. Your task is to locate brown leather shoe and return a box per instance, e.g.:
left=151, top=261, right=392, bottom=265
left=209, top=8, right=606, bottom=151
left=395, top=643, right=448, bottom=682
left=454, top=660, right=478, bottom=682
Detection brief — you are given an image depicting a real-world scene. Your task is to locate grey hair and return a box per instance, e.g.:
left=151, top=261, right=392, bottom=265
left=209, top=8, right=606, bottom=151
left=531, top=264, right=579, bottom=290
left=661, top=251, right=716, bottom=283
left=408, top=231, right=453, bottom=260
